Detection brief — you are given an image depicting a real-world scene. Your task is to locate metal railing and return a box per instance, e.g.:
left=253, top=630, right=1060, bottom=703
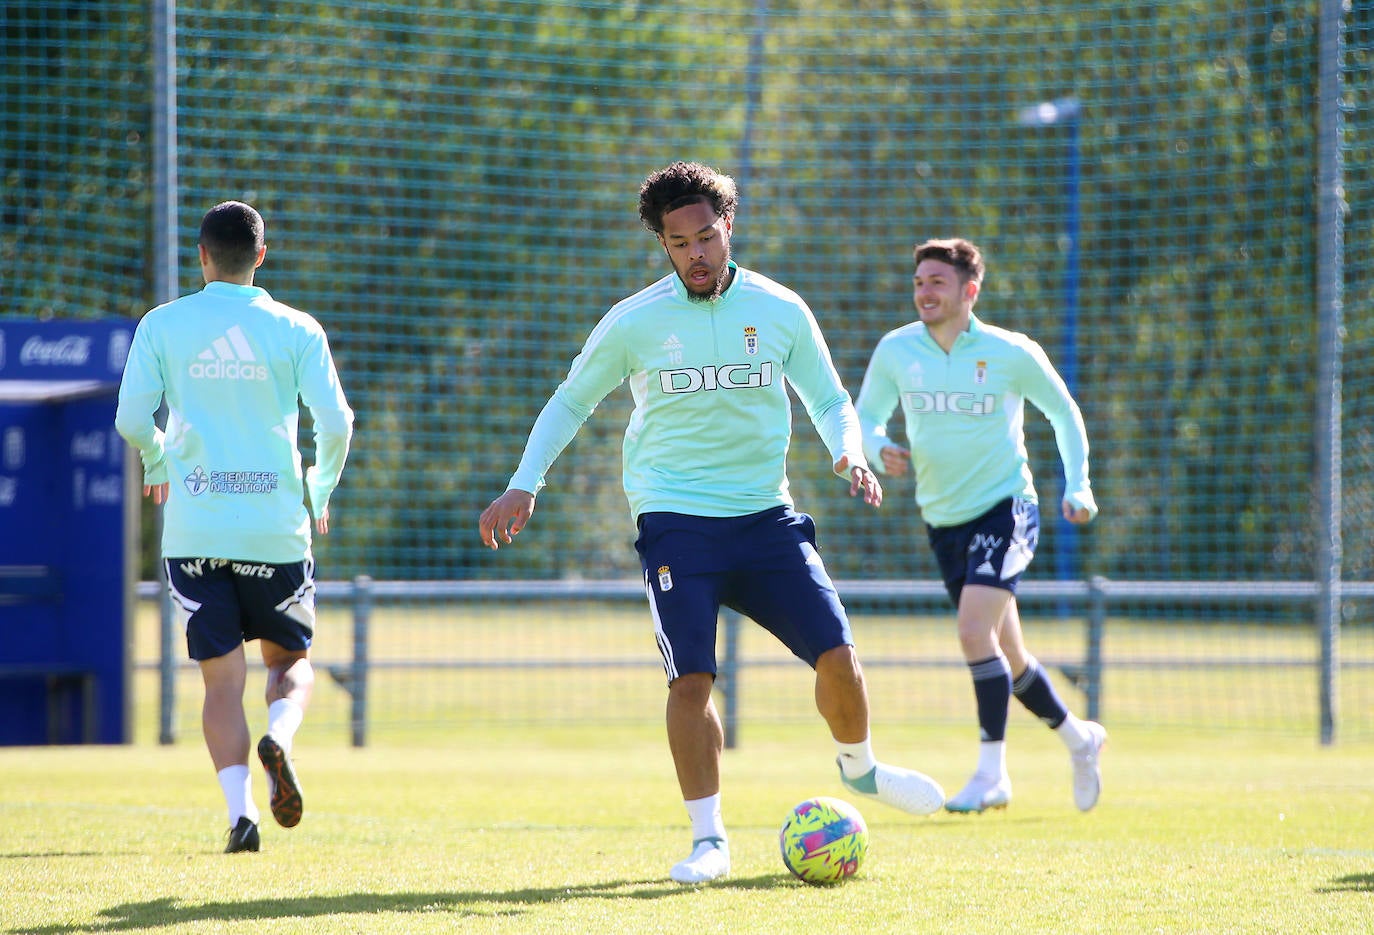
left=138, top=577, right=1374, bottom=747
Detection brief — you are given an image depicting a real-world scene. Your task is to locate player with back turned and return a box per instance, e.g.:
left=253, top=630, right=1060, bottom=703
left=479, top=161, right=945, bottom=885
left=855, top=236, right=1106, bottom=814
left=116, top=201, right=353, bottom=852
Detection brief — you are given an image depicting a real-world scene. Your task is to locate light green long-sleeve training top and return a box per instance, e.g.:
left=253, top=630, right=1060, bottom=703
left=508, top=263, right=867, bottom=520
left=115, top=281, right=354, bottom=563
left=855, top=313, right=1096, bottom=528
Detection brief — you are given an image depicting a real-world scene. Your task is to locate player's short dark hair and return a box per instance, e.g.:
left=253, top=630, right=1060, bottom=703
left=199, top=201, right=265, bottom=275
left=638, top=161, right=739, bottom=234
left=914, top=238, right=985, bottom=286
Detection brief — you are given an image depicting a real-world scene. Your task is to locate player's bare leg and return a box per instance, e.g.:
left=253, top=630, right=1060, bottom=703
left=200, top=645, right=260, bottom=851
left=202, top=646, right=251, bottom=772
left=994, top=596, right=1030, bottom=673
left=814, top=644, right=868, bottom=743
left=819, top=645, right=944, bottom=816
left=665, top=672, right=729, bottom=883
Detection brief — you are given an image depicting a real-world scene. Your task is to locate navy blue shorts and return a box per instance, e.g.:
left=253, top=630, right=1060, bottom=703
left=634, top=506, right=853, bottom=683
left=927, top=497, right=1040, bottom=607
left=164, top=557, right=317, bottom=661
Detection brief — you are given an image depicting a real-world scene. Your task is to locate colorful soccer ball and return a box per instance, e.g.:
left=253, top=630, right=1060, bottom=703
left=779, top=796, right=869, bottom=885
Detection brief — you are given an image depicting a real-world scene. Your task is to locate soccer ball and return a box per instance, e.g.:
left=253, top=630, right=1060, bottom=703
left=779, top=796, right=869, bottom=885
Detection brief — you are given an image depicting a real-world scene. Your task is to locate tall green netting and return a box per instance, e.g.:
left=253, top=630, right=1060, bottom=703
left=1, top=2, right=149, bottom=317
left=3, top=1, right=1370, bottom=739
left=1341, top=0, right=1373, bottom=741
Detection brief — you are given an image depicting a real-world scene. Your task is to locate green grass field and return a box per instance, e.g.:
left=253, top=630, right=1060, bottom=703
left=6, top=600, right=1364, bottom=932
left=3, top=721, right=1372, bottom=934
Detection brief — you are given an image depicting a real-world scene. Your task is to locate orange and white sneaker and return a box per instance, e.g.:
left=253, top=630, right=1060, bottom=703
left=257, top=734, right=303, bottom=828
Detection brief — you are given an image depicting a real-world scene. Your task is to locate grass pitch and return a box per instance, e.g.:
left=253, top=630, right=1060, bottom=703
left=2, top=722, right=1371, bottom=934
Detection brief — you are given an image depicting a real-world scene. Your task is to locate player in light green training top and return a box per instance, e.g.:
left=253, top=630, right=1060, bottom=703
left=480, top=162, right=946, bottom=886
left=855, top=237, right=1106, bottom=815
left=116, top=201, right=353, bottom=853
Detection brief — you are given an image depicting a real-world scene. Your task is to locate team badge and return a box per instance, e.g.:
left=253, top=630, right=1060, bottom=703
left=975, top=360, right=987, bottom=385
left=744, top=326, right=758, bottom=355
left=657, top=565, right=673, bottom=592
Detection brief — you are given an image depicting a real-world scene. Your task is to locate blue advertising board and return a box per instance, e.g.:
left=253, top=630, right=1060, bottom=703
left=0, top=319, right=136, bottom=744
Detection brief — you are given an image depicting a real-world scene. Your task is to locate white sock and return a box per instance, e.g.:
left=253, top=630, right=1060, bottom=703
left=977, top=740, right=1007, bottom=779
left=1056, top=713, right=1091, bottom=751
left=835, top=737, right=878, bottom=779
left=684, top=793, right=726, bottom=844
left=266, top=698, right=305, bottom=752
left=218, top=764, right=259, bottom=825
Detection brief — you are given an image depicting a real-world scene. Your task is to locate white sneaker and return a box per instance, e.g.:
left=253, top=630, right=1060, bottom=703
left=1071, top=721, right=1108, bottom=811
left=838, top=759, right=945, bottom=817
left=670, top=838, right=730, bottom=884
left=944, top=773, right=1012, bottom=814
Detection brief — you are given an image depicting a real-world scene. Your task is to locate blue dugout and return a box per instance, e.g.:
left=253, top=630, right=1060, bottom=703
left=0, top=319, right=136, bottom=744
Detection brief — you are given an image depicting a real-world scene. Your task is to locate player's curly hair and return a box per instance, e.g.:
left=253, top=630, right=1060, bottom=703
left=638, top=162, right=739, bottom=235
left=914, top=238, right=985, bottom=286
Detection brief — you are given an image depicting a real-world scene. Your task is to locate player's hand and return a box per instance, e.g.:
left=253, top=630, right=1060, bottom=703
left=315, top=505, right=331, bottom=535
left=480, top=489, right=536, bottom=549
left=143, top=482, right=169, bottom=505
left=879, top=444, right=910, bottom=477
left=835, top=455, right=883, bottom=508
left=1062, top=498, right=1094, bottom=525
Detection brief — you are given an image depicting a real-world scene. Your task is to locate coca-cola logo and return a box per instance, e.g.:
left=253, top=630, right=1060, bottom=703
left=19, top=335, right=92, bottom=366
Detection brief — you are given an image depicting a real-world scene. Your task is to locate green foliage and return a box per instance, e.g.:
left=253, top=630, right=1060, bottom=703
left=3, top=1, right=1370, bottom=588
left=0, top=2, right=151, bottom=319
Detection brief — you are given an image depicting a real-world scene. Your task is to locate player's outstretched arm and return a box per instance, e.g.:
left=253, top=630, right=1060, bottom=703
left=479, top=488, right=537, bottom=550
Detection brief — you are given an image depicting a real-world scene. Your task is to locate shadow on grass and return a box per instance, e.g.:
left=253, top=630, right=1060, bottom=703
left=1315, top=872, right=1374, bottom=894
left=12, top=874, right=792, bottom=933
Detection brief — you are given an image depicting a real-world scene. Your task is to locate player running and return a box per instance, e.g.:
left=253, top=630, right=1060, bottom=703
left=480, top=161, right=944, bottom=885
left=116, top=201, right=353, bottom=852
left=855, top=237, right=1106, bottom=814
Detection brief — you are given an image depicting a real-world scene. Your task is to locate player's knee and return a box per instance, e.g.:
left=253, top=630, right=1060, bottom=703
left=816, top=643, right=860, bottom=672
left=816, top=645, right=865, bottom=691
left=668, top=671, right=715, bottom=704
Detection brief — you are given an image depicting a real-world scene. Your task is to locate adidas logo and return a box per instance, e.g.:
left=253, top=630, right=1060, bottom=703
left=188, top=325, right=268, bottom=381
left=663, top=334, right=684, bottom=352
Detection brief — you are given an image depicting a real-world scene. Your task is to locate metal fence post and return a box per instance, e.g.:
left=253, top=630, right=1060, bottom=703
left=1313, top=0, right=1345, bottom=747
left=719, top=607, right=742, bottom=749
left=1085, top=575, right=1106, bottom=722
left=157, top=570, right=176, bottom=745
left=351, top=575, right=371, bottom=748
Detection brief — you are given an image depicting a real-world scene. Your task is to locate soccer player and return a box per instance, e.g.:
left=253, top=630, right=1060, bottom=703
left=479, top=161, right=944, bottom=885
left=115, top=201, right=354, bottom=852
left=855, top=237, right=1107, bottom=814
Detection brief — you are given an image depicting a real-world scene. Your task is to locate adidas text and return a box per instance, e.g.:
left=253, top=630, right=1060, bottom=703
left=189, top=359, right=268, bottom=381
